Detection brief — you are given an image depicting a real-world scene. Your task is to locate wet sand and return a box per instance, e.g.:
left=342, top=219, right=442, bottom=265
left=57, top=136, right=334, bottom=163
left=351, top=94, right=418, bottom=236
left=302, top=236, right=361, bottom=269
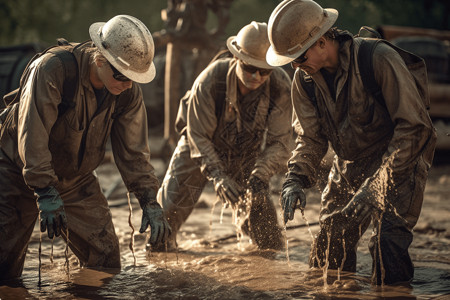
left=1, top=146, right=449, bottom=299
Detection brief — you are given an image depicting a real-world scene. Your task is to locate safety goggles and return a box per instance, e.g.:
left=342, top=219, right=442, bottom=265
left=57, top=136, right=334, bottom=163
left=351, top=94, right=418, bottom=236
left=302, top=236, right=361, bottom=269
left=239, top=61, right=273, bottom=76
left=109, top=62, right=131, bottom=82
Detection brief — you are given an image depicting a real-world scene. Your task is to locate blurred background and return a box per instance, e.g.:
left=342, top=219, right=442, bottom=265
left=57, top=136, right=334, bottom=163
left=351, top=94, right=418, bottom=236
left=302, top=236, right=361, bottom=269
left=1, top=0, right=450, bottom=157
left=1, top=0, right=449, bottom=46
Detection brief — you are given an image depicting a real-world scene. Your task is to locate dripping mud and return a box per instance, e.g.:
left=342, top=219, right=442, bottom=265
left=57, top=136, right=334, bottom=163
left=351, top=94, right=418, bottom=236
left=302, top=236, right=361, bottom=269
left=1, top=151, right=450, bottom=299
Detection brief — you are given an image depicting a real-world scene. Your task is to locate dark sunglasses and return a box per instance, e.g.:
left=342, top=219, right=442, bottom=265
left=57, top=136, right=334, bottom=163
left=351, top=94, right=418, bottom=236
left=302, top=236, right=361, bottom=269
left=109, top=62, right=131, bottom=82
left=292, top=52, right=308, bottom=64
left=240, top=61, right=273, bottom=76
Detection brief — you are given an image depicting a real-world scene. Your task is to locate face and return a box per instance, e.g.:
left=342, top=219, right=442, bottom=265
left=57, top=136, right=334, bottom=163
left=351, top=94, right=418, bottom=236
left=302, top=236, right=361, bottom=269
left=96, top=60, right=133, bottom=95
left=290, top=40, right=324, bottom=75
left=236, top=60, right=272, bottom=91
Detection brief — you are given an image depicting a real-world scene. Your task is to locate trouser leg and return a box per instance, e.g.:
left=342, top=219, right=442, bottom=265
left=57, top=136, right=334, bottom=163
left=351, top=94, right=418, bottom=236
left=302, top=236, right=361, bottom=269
left=369, top=157, right=428, bottom=285
left=157, top=136, right=207, bottom=245
left=244, top=191, right=283, bottom=250
left=0, top=151, right=37, bottom=280
left=309, top=155, right=378, bottom=271
left=59, top=173, right=121, bottom=268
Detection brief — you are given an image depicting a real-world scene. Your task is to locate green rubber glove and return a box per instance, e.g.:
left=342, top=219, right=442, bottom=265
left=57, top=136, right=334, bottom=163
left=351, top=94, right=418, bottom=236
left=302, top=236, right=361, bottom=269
left=280, top=173, right=307, bottom=224
left=135, top=190, right=171, bottom=247
left=34, top=186, right=67, bottom=239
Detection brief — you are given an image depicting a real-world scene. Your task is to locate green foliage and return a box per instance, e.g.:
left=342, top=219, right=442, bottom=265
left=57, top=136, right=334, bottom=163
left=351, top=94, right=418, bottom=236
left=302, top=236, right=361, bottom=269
left=0, top=0, right=448, bottom=47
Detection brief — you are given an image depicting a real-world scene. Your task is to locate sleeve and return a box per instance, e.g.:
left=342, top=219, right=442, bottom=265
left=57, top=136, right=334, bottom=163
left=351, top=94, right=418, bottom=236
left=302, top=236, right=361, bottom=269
left=18, top=53, right=65, bottom=189
left=287, top=70, right=329, bottom=188
left=251, top=69, right=294, bottom=183
left=186, top=63, right=225, bottom=179
left=110, top=84, right=159, bottom=194
left=359, top=42, right=436, bottom=192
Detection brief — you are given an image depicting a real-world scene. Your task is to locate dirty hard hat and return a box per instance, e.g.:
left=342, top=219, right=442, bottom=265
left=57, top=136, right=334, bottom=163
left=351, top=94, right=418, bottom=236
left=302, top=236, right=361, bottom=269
left=89, top=15, right=156, bottom=83
left=266, top=0, right=338, bottom=66
left=226, top=21, right=274, bottom=69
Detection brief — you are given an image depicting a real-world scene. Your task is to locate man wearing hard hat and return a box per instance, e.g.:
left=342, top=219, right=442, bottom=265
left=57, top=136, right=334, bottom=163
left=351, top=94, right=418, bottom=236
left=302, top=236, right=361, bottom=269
left=157, top=21, right=293, bottom=251
left=0, top=15, right=171, bottom=280
left=266, top=0, right=436, bottom=285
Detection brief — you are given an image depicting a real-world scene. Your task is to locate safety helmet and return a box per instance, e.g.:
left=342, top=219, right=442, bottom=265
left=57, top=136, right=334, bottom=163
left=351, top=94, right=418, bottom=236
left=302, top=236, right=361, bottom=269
left=266, top=0, right=338, bottom=66
left=89, top=15, right=156, bottom=83
left=227, top=21, right=274, bottom=69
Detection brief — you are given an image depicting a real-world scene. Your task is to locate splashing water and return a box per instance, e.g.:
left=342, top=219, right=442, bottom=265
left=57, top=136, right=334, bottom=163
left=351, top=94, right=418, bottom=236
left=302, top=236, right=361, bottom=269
left=127, top=192, right=137, bottom=266
left=5, top=160, right=450, bottom=300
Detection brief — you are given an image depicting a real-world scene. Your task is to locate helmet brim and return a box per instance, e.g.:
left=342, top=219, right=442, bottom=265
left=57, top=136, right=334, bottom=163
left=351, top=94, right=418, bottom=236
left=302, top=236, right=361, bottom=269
left=89, top=22, right=156, bottom=83
left=226, top=36, right=274, bottom=69
left=266, top=8, right=338, bottom=66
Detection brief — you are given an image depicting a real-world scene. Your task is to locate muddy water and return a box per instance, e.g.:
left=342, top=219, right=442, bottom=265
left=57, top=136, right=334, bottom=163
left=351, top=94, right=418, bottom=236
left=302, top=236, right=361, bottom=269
left=1, top=161, right=450, bottom=300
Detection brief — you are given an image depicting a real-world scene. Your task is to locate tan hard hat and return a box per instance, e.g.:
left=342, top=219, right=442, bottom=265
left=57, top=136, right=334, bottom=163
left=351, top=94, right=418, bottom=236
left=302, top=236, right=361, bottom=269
left=227, top=21, right=274, bottom=69
left=266, top=0, right=338, bottom=66
left=89, top=15, right=156, bottom=83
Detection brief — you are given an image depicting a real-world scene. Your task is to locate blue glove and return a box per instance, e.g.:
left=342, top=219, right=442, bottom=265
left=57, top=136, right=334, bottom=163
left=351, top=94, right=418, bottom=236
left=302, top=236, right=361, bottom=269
left=280, top=174, right=307, bottom=224
left=135, top=190, right=171, bottom=247
left=34, top=186, right=67, bottom=239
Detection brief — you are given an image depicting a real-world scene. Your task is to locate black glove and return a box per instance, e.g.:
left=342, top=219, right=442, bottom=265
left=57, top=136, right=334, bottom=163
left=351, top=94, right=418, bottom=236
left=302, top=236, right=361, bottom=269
left=341, top=189, right=376, bottom=224
left=247, top=175, right=269, bottom=195
left=135, top=190, right=171, bottom=247
left=280, top=173, right=307, bottom=224
left=213, top=176, right=244, bottom=206
left=34, top=186, right=67, bottom=239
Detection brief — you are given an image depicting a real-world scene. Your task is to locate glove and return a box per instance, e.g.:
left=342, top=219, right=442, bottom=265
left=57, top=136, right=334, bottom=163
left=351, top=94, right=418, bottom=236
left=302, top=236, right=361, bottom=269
left=213, top=176, right=244, bottom=206
left=34, top=186, right=67, bottom=239
left=135, top=190, right=172, bottom=247
left=247, top=175, right=269, bottom=196
left=341, top=189, right=376, bottom=224
left=280, top=173, right=307, bottom=224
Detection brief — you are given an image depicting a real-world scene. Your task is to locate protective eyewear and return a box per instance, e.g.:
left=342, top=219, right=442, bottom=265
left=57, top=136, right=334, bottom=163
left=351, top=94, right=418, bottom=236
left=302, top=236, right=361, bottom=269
left=109, top=62, right=131, bottom=82
left=292, top=52, right=308, bottom=64
left=240, top=61, right=273, bottom=76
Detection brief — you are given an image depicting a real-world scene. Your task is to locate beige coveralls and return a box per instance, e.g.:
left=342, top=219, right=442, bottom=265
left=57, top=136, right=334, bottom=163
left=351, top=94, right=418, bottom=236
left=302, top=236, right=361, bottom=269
left=289, top=33, right=436, bottom=284
left=0, top=42, right=159, bottom=279
left=158, top=58, right=293, bottom=249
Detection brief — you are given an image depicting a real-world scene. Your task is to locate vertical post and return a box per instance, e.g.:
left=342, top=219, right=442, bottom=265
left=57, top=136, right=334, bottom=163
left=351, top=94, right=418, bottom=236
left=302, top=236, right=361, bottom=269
left=164, top=41, right=182, bottom=154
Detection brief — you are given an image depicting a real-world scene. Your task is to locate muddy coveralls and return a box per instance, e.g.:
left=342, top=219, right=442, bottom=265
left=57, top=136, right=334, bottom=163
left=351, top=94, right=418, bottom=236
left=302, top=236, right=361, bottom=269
left=289, top=33, right=436, bottom=284
left=0, top=42, right=159, bottom=280
left=158, top=58, right=292, bottom=250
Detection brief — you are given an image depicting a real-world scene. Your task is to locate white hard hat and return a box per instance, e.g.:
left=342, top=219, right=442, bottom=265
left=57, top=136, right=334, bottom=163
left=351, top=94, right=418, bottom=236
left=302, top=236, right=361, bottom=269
left=89, top=15, right=156, bottom=83
left=266, top=0, right=338, bottom=66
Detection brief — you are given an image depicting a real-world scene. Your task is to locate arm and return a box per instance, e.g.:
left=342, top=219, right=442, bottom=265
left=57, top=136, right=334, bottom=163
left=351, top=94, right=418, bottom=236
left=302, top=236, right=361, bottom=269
left=17, top=53, right=69, bottom=238
left=110, top=85, right=170, bottom=245
left=18, top=54, right=66, bottom=189
left=280, top=71, right=329, bottom=223
left=250, top=69, right=293, bottom=184
left=187, top=62, right=244, bottom=205
left=110, top=85, right=159, bottom=195
left=186, top=64, right=224, bottom=177
left=288, top=70, right=329, bottom=187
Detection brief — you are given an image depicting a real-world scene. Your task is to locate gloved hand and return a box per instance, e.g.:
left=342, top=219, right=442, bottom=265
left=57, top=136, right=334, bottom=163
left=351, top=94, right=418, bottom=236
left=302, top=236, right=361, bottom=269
left=135, top=189, right=172, bottom=247
left=34, top=186, right=67, bottom=239
left=341, top=189, right=376, bottom=224
left=280, top=173, right=307, bottom=224
left=247, top=175, right=269, bottom=196
left=213, top=176, right=244, bottom=206
left=140, top=202, right=172, bottom=246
